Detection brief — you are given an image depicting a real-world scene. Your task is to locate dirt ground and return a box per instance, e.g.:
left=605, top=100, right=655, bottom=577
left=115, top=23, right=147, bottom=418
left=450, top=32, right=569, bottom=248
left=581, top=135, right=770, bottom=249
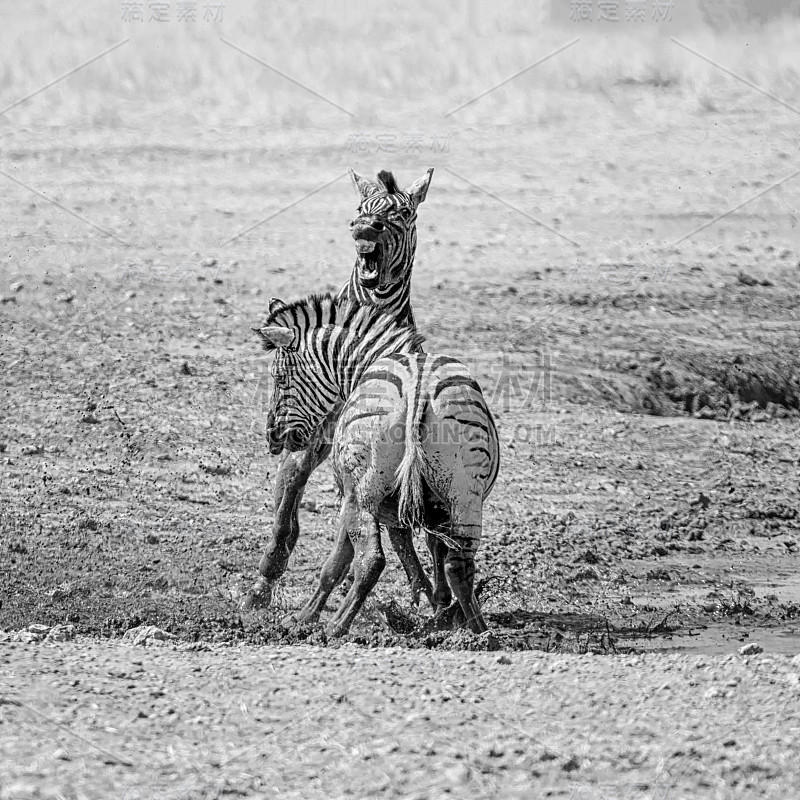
left=3, top=4, right=800, bottom=796
left=4, top=636, right=800, bottom=799
left=3, top=86, right=799, bottom=655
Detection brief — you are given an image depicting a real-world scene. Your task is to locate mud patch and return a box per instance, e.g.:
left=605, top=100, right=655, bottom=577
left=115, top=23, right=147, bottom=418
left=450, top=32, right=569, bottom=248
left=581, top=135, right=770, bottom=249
left=641, top=354, right=800, bottom=419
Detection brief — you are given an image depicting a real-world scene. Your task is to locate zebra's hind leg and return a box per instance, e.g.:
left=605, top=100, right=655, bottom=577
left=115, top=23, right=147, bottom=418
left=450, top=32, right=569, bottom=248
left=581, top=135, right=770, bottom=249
left=427, top=531, right=452, bottom=616
left=326, top=511, right=385, bottom=638
left=284, top=497, right=356, bottom=627
left=443, top=518, right=487, bottom=634
left=388, top=526, right=434, bottom=608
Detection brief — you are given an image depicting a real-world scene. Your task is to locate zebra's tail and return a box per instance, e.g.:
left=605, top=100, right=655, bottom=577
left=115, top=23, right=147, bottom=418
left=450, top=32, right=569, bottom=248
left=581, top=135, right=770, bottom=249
left=395, top=396, right=426, bottom=529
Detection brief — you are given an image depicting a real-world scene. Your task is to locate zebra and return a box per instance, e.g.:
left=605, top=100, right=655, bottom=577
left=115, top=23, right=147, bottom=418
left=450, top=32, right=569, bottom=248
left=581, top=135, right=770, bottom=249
left=258, top=293, right=500, bottom=637
left=240, top=168, right=435, bottom=612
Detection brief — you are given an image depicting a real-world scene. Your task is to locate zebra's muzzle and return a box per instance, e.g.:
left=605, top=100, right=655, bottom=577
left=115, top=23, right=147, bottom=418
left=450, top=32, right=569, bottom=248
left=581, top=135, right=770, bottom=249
left=268, top=431, right=286, bottom=455
left=284, top=430, right=308, bottom=452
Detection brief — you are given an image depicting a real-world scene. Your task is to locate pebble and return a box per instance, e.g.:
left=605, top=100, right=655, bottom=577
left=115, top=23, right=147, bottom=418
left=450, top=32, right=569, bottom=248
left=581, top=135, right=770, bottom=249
left=122, top=625, right=176, bottom=646
left=443, top=763, right=471, bottom=784
left=28, top=624, right=51, bottom=636
left=46, top=624, right=77, bottom=642
left=740, top=643, right=763, bottom=656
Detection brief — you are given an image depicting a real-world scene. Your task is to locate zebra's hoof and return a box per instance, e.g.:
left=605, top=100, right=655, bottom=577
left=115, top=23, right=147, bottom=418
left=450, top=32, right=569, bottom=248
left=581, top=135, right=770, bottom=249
left=325, top=621, right=348, bottom=639
left=239, top=579, right=272, bottom=612
left=279, top=612, right=299, bottom=629
left=432, top=602, right=462, bottom=630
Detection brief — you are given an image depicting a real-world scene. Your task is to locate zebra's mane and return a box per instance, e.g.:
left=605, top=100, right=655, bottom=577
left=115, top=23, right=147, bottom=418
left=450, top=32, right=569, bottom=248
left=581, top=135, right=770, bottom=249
left=376, top=170, right=399, bottom=194
left=258, top=292, right=424, bottom=354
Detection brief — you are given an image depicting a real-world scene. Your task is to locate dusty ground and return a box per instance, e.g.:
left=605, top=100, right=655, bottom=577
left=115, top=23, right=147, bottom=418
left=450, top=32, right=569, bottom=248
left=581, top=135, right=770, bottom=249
left=3, top=637, right=800, bottom=799
left=2, top=3, right=800, bottom=796
left=2, top=86, right=799, bottom=654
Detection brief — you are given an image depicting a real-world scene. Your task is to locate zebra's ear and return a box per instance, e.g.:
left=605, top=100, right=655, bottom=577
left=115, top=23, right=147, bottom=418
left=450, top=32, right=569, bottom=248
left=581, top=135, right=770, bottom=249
left=349, top=168, right=381, bottom=200
left=268, top=297, right=284, bottom=315
left=258, top=325, right=295, bottom=349
left=404, top=168, right=433, bottom=207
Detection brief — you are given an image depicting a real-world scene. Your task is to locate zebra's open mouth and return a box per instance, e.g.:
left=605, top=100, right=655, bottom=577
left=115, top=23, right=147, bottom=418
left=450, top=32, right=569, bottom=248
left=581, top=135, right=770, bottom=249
left=355, top=239, right=382, bottom=288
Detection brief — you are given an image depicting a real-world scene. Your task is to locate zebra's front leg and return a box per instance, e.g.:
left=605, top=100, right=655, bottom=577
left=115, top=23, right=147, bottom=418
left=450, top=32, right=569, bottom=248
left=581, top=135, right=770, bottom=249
left=326, top=510, right=385, bottom=638
left=284, top=497, right=356, bottom=627
left=240, top=428, right=332, bottom=611
left=388, top=526, right=434, bottom=608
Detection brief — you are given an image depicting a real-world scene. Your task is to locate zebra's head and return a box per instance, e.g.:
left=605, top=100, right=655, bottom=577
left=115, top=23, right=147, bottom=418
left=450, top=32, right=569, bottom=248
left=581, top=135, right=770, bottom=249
left=257, top=296, right=339, bottom=455
left=349, top=168, right=433, bottom=292
left=257, top=294, right=423, bottom=455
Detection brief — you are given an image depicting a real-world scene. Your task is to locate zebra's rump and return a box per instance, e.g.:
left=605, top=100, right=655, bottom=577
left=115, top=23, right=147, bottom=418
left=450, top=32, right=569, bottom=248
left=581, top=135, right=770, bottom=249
left=374, top=483, right=452, bottom=531
left=336, top=351, right=500, bottom=526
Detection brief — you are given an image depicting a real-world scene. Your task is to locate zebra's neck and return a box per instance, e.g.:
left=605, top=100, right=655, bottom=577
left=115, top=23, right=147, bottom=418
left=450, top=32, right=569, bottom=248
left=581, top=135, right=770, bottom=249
left=337, top=262, right=415, bottom=327
left=331, top=321, right=418, bottom=398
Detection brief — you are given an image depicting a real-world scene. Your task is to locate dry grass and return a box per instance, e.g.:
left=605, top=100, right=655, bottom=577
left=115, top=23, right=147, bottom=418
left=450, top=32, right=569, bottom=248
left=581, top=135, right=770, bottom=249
left=1, top=0, right=799, bottom=131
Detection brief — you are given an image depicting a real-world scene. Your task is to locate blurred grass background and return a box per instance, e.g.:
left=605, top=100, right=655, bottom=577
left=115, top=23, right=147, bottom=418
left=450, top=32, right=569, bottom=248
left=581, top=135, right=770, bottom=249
left=1, top=0, right=799, bottom=132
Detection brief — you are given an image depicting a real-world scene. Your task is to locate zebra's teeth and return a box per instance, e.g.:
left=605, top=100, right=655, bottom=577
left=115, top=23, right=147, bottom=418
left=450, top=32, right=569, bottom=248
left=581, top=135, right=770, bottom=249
left=355, top=239, right=377, bottom=254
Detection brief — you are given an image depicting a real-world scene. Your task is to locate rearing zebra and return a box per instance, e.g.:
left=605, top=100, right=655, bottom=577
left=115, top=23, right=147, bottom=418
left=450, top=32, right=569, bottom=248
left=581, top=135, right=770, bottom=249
left=258, top=294, right=500, bottom=636
left=241, top=168, right=434, bottom=611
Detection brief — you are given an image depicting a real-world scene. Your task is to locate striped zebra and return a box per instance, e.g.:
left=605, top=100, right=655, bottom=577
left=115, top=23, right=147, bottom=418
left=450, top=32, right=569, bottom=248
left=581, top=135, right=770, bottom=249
left=241, top=168, right=435, bottom=612
left=258, top=294, right=500, bottom=636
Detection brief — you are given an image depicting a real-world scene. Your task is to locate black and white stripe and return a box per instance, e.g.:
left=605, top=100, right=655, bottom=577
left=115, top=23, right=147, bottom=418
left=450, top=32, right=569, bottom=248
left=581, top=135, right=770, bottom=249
left=259, top=293, right=499, bottom=635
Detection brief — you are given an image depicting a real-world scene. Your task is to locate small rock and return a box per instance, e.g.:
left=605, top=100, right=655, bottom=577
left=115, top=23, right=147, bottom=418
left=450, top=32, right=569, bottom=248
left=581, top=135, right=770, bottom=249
left=122, top=625, right=176, bottom=646
left=496, top=654, right=512, bottom=665
left=443, top=764, right=471, bottom=784
left=200, top=462, right=231, bottom=477
left=28, top=623, right=51, bottom=636
left=739, top=642, right=763, bottom=656
left=14, top=631, right=42, bottom=643
left=57, top=292, right=76, bottom=303
left=561, top=755, right=580, bottom=772
left=200, top=258, right=218, bottom=268
left=301, top=499, right=318, bottom=513
left=145, top=533, right=160, bottom=544
left=0, top=295, right=18, bottom=304
left=46, top=624, right=76, bottom=642
left=737, top=271, right=759, bottom=287
left=181, top=362, right=193, bottom=376
left=80, top=414, right=100, bottom=424
left=10, top=282, right=24, bottom=293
